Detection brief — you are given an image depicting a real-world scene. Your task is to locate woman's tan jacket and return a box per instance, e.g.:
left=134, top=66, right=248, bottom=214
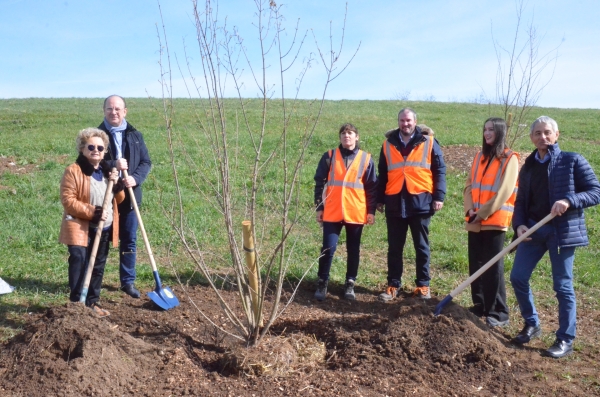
left=59, top=157, right=125, bottom=247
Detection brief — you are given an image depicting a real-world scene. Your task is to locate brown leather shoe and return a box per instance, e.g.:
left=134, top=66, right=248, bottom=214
left=412, top=286, right=431, bottom=299
left=90, top=303, right=110, bottom=318
left=378, top=286, right=399, bottom=302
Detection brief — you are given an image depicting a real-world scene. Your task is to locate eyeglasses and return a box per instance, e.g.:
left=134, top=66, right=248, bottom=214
left=87, top=145, right=105, bottom=152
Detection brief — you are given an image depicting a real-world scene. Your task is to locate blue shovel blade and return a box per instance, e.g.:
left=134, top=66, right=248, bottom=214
left=434, top=295, right=454, bottom=316
left=147, top=286, right=180, bottom=310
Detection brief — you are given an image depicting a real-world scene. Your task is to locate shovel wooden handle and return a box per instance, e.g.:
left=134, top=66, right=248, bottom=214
left=122, top=170, right=159, bottom=274
left=80, top=168, right=117, bottom=303
left=434, top=213, right=556, bottom=315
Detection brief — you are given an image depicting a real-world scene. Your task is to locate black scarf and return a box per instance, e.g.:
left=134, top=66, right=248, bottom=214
left=75, top=154, right=111, bottom=178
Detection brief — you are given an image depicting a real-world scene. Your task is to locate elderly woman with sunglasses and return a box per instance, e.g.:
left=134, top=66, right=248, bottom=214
left=59, top=127, right=125, bottom=317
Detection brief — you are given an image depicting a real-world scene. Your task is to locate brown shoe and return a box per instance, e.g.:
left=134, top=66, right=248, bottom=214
left=412, top=286, right=431, bottom=299
left=90, top=303, right=110, bottom=318
left=378, top=286, right=399, bottom=302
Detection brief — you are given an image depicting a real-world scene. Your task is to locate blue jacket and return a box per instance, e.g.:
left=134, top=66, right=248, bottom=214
left=377, top=127, right=446, bottom=218
left=99, top=121, right=152, bottom=208
left=513, top=144, right=600, bottom=248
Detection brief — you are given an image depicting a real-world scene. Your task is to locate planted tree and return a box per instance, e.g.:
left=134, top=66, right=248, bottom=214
left=492, top=0, right=561, bottom=146
left=155, top=0, right=358, bottom=345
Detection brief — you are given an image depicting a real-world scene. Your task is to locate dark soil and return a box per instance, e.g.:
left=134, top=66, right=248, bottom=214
left=1, top=146, right=598, bottom=396
left=1, top=283, right=599, bottom=397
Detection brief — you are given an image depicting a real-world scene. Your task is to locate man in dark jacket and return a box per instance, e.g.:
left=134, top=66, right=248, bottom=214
left=510, top=115, right=600, bottom=358
left=377, top=108, right=446, bottom=301
left=99, top=95, right=152, bottom=298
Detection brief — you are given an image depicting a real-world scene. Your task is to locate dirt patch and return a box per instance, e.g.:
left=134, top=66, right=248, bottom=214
left=442, top=145, right=530, bottom=174
left=0, top=284, right=598, bottom=396
left=0, top=156, right=39, bottom=193
left=0, top=156, right=38, bottom=177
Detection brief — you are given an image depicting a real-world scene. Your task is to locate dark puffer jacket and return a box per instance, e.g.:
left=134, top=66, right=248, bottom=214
left=513, top=144, right=600, bottom=248
left=99, top=121, right=152, bottom=209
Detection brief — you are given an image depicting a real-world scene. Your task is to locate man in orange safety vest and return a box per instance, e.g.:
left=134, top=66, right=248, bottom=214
left=377, top=108, right=446, bottom=301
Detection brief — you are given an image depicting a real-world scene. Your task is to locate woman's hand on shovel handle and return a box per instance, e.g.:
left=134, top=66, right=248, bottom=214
left=109, top=170, right=119, bottom=183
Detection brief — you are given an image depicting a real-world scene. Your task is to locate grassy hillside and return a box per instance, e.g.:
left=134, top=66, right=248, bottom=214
left=1, top=98, right=599, bottom=339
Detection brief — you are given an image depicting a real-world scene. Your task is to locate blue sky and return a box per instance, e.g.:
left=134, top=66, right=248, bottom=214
left=1, top=0, right=599, bottom=109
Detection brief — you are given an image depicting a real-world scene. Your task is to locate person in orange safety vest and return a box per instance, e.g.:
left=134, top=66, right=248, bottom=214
left=313, top=123, right=378, bottom=301
left=376, top=108, right=446, bottom=302
left=463, top=117, right=518, bottom=328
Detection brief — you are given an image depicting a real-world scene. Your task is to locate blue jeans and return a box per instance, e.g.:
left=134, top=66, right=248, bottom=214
left=119, top=207, right=139, bottom=286
left=318, top=221, right=364, bottom=282
left=386, top=215, right=431, bottom=288
left=509, top=220, right=576, bottom=342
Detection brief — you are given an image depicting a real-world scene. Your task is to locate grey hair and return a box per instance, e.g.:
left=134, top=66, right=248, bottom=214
left=530, top=116, right=559, bottom=135
left=398, top=108, right=417, bottom=121
left=75, top=127, right=109, bottom=153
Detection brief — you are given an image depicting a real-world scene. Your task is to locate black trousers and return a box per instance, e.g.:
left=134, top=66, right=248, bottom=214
left=468, top=230, right=509, bottom=321
left=317, top=221, right=364, bottom=282
left=386, top=215, right=431, bottom=288
left=68, top=227, right=111, bottom=306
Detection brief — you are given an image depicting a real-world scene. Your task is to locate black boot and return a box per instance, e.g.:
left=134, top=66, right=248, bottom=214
left=314, top=279, right=328, bottom=301
left=344, top=279, right=356, bottom=300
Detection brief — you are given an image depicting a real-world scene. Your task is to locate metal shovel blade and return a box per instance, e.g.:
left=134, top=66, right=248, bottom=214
left=434, top=295, right=453, bottom=316
left=147, top=271, right=180, bottom=310
left=0, top=277, right=15, bottom=295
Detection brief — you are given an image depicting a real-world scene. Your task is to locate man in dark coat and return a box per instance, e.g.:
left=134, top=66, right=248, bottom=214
left=510, top=115, right=600, bottom=358
left=377, top=108, right=446, bottom=301
left=99, top=95, right=152, bottom=298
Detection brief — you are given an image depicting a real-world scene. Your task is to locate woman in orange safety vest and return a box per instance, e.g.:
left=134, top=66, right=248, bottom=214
left=463, top=117, right=519, bottom=327
left=313, top=123, right=378, bottom=301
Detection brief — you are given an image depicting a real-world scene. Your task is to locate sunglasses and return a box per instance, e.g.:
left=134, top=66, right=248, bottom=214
left=87, top=145, right=105, bottom=152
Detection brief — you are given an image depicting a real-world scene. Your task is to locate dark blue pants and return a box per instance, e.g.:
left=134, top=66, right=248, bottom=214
left=386, top=215, right=431, bottom=287
left=468, top=230, right=509, bottom=321
left=318, top=221, right=364, bottom=282
left=119, top=207, right=138, bottom=287
left=68, top=227, right=111, bottom=306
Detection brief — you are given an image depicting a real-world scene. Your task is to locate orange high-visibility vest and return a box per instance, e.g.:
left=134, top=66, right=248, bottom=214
left=467, top=149, right=519, bottom=228
left=322, top=149, right=370, bottom=224
left=383, top=136, right=433, bottom=195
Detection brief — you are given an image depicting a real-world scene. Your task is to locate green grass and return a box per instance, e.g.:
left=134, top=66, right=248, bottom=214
left=1, top=98, right=600, bottom=340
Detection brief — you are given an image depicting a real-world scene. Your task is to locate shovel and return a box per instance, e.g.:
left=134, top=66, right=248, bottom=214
left=80, top=168, right=117, bottom=303
left=0, top=277, right=15, bottom=295
left=434, top=213, right=556, bottom=316
left=122, top=170, right=179, bottom=310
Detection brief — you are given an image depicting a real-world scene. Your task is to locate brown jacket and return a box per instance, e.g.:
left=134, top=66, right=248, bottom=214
left=59, top=156, right=125, bottom=247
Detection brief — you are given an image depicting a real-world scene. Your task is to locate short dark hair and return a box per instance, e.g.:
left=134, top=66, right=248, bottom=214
left=398, top=108, right=417, bottom=121
left=338, top=123, right=358, bottom=135
left=338, top=123, right=359, bottom=149
left=103, top=95, right=127, bottom=109
left=481, top=117, right=508, bottom=160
